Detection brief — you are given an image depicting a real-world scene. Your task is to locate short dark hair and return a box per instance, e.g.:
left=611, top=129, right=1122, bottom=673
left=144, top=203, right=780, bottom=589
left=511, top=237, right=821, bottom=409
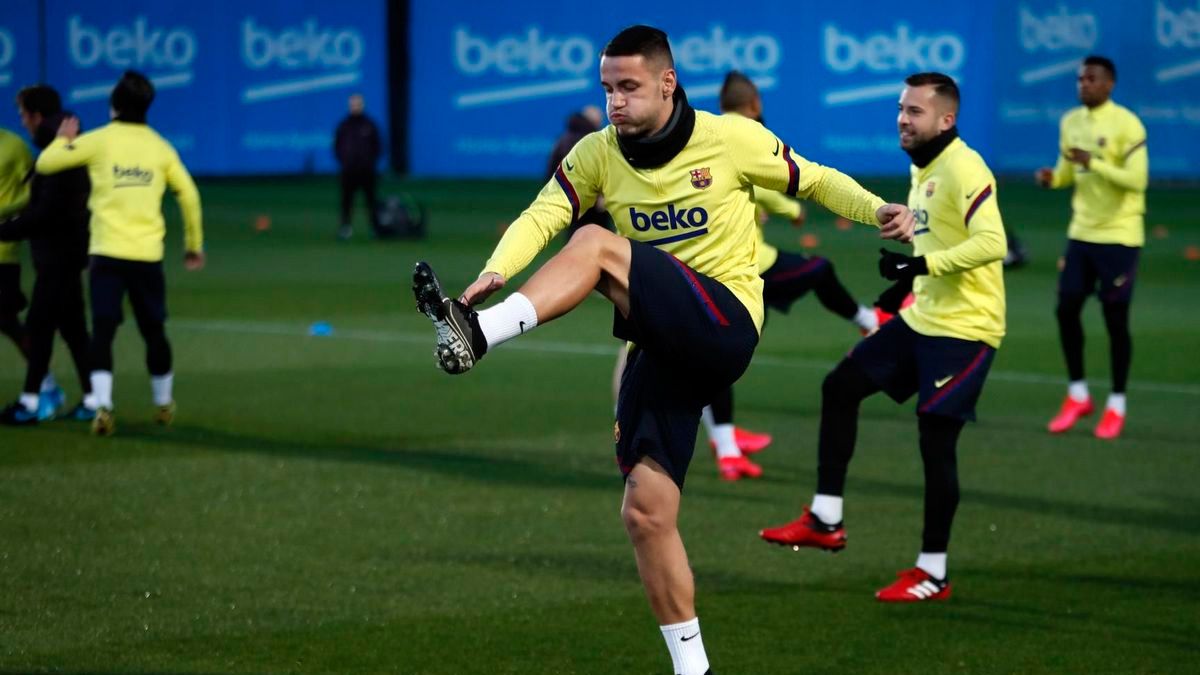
left=1083, top=55, right=1116, bottom=81
left=904, top=72, right=960, bottom=109
left=719, top=71, right=758, bottom=113
left=602, top=25, right=673, bottom=69
left=110, top=70, right=155, bottom=118
left=15, top=85, right=62, bottom=117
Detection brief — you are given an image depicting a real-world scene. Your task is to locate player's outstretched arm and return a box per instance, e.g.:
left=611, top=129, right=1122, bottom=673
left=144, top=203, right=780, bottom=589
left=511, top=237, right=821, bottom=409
left=35, top=116, right=94, bottom=175
left=165, top=149, right=204, bottom=264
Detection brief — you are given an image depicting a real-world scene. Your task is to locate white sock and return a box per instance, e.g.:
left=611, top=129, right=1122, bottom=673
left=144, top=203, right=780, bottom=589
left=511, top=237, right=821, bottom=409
left=700, top=406, right=717, bottom=440
left=1106, top=393, right=1126, bottom=416
left=91, top=371, right=113, bottom=409
left=712, top=423, right=741, bottom=459
left=916, top=552, right=947, bottom=580
left=660, top=618, right=710, bottom=675
left=853, top=304, right=878, bottom=332
left=1068, top=380, right=1089, bottom=403
left=151, top=372, right=174, bottom=406
left=40, top=373, right=59, bottom=393
left=476, top=292, right=538, bottom=350
left=82, top=393, right=99, bottom=411
left=811, top=494, right=844, bottom=524
left=19, top=393, right=38, bottom=413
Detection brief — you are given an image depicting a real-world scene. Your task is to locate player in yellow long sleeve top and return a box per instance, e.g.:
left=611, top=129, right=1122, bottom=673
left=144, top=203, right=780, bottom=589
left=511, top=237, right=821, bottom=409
left=1036, top=56, right=1146, bottom=440
left=35, top=71, right=205, bottom=436
left=695, top=72, right=882, bottom=481
left=412, top=27, right=915, bottom=675
left=762, top=72, right=1006, bottom=604
left=0, top=127, right=32, bottom=360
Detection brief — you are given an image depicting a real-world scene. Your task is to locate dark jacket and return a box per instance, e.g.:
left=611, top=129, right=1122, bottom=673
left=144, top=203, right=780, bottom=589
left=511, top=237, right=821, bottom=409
left=334, top=114, right=382, bottom=172
left=0, top=113, right=90, bottom=270
left=545, top=112, right=598, bottom=180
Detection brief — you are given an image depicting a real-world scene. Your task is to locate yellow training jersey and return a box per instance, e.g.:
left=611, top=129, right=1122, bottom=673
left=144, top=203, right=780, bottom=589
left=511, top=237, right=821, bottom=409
left=1050, top=99, right=1147, bottom=247
left=750, top=187, right=803, bottom=273
left=36, top=121, right=202, bottom=262
left=0, top=128, right=32, bottom=264
left=484, top=111, right=886, bottom=331
left=902, top=137, right=1007, bottom=349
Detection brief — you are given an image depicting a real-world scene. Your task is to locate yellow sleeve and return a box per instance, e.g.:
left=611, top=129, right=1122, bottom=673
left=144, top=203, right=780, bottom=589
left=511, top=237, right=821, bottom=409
left=165, top=150, right=203, bottom=253
left=1089, top=116, right=1147, bottom=192
left=925, top=173, right=1007, bottom=277
left=753, top=188, right=803, bottom=220
left=482, top=132, right=604, bottom=279
left=1051, top=117, right=1074, bottom=189
left=727, top=115, right=885, bottom=225
left=35, top=134, right=98, bottom=174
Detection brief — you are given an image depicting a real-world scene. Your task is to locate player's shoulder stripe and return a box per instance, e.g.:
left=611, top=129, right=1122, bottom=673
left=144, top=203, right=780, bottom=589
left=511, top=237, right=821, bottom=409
left=964, top=184, right=994, bottom=226
left=1123, top=139, right=1147, bottom=160
left=553, top=165, right=580, bottom=223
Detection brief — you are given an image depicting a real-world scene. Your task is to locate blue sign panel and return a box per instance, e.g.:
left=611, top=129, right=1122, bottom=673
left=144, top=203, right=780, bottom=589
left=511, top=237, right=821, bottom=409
left=0, top=4, right=42, bottom=132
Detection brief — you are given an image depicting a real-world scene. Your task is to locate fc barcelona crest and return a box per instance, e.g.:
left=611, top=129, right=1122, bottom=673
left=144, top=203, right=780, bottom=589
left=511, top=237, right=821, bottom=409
left=1097, top=136, right=1107, bottom=148
left=690, top=167, right=713, bottom=190
left=926, top=181, right=936, bottom=198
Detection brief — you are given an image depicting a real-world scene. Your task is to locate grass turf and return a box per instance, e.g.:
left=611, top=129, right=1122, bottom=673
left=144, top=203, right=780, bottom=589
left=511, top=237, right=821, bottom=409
left=1, top=176, right=1198, bottom=674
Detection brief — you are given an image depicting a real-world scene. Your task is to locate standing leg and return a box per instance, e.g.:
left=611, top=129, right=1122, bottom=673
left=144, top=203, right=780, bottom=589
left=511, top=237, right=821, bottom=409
left=57, top=267, right=93, bottom=400
left=20, top=272, right=57, bottom=409
left=622, top=458, right=710, bottom=675
left=87, top=258, right=125, bottom=435
left=338, top=171, right=355, bottom=239
left=362, top=170, right=381, bottom=235
left=916, top=413, right=966, bottom=579
left=128, top=262, right=174, bottom=423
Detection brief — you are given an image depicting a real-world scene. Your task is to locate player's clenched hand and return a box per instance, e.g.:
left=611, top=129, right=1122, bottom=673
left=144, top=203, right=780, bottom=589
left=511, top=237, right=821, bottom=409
left=1035, top=167, right=1054, bottom=188
left=791, top=205, right=807, bottom=228
left=875, top=203, right=916, bottom=243
left=57, top=115, right=80, bottom=141
left=460, top=272, right=506, bottom=306
left=184, top=251, right=206, bottom=271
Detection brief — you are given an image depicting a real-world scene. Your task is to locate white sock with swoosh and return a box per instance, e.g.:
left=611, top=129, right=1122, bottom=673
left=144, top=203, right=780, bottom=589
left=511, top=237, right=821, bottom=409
left=476, top=292, right=538, bottom=350
left=660, top=617, right=709, bottom=675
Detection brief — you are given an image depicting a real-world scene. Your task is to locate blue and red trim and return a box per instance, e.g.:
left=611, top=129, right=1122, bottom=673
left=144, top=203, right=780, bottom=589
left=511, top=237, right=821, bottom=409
left=964, top=184, right=993, bottom=227
left=666, top=255, right=730, bottom=326
left=554, top=165, right=580, bottom=223
left=919, top=346, right=991, bottom=414
left=1124, top=139, right=1146, bottom=160
left=782, top=145, right=800, bottom=197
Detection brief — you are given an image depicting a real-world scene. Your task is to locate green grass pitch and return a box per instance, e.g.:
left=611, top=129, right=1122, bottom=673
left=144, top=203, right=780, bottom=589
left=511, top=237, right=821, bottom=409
left=1, top=176, right=1198, bottom=674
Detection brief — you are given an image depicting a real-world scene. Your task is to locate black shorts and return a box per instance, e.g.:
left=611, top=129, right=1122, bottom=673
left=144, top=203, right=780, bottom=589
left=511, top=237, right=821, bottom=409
left=0, top=263, right=27, bottom=316
left=613, top=241, right=759, bottom=488
left=762, top=250, right=829, bottom=313
left=1059, top=239, right=1140, bottom=303
left=89, top=255, right=168, bottom=325
left=848, top=316, right=995, bottom=422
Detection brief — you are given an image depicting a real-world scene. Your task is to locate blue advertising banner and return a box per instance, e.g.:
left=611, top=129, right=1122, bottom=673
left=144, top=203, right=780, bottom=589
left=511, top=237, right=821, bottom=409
left=35, top=0, right=388, bottom=175
left=410, top=0, right=1197, bottom=178
left=0, top=4, right=41, bottom=131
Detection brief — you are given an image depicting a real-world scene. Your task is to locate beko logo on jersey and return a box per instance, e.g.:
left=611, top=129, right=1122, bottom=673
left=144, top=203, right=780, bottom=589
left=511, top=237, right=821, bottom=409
left=629, top=205, right=709, bottom=232
left=1155, top=1, right=1200, bottom=82
left=240, top=18, right=365, bottom=104
left=823, top=23, right=965, bottom=75
left=1020, top=5, right=1098, bottom=51
left=113, top=165, right=153, bottom=186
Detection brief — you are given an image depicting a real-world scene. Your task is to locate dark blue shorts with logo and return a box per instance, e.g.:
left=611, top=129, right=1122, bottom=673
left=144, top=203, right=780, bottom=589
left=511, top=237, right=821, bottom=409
left=1059, top=239, right=1140, bottom=303
left=849, top=315, right=996, bottom=422
left=613, top=240, right=758, bottom=489
left=762, top=250, right=830, bottom=313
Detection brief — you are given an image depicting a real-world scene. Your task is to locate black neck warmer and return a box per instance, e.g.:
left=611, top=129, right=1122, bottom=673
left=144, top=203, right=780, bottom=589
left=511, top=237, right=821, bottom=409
left=114, top=111, right=147, bottom=124
left=616, top=86, right=695, bottom=170
left=905, top=126, right=959, bottom=168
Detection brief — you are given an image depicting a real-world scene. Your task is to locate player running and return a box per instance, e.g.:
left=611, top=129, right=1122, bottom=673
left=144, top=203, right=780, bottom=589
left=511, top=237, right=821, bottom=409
left=413, top=26, right=914, bottom=675
left=36, top=70, right=204, bottom=436
left=760, top=72, right=1006, bottom=602
left=1037, top=56, right=1147, bottom=440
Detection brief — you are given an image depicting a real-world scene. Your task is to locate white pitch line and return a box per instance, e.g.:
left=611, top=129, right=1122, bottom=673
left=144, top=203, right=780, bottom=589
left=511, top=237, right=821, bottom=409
left=171, top=319, right=1200, bottom=397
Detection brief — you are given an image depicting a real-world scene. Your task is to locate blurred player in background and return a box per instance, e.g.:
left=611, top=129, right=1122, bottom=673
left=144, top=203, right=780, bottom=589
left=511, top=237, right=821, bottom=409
left=699, top=71, right=881, bottom=481
left=545, top=104, right=611, bottom=236
left=36, top=71, right=204, bottom=436
left=414, top=25, right=914, bottom=675
left=0, top=85, right=95, bottom=425
left=334, top=93, right=385, bottom=241
left=0, top=125, right=31, bottom=365
left=1037, top=56, right=1147, bottom=440
left=761, top=73, right=1006, bottom=602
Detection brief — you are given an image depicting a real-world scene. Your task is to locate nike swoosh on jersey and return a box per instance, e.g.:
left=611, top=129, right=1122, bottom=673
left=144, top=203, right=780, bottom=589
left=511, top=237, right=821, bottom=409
left=965, top=189, right=977, bottom=199
left=934, top=375, right=953, bottom=388
left=565, top=159, right=574, bottom=171
left=772, top=139, right=780, bottom=156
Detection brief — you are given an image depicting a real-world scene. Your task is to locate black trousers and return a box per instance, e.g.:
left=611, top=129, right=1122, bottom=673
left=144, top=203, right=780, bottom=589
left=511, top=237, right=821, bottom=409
left=89, top=256, right=171, bottom=377
left=23, top=264, right=91, bottom=395
left=340, top=169, right=379, bottom=229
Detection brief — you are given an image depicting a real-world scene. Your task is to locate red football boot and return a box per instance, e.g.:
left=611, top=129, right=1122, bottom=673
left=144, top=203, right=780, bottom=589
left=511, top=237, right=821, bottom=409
left=759, top=506, right=846, bottom=552
left=1047, top=396, right=1094, bottom=433
left=875, top=567, right=951, bottom=602
left=718, top=455, right=763, bottom=481
left=1094, top=408, right=1125, bottom=439
left=734, top=426, right=772, bottom=453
